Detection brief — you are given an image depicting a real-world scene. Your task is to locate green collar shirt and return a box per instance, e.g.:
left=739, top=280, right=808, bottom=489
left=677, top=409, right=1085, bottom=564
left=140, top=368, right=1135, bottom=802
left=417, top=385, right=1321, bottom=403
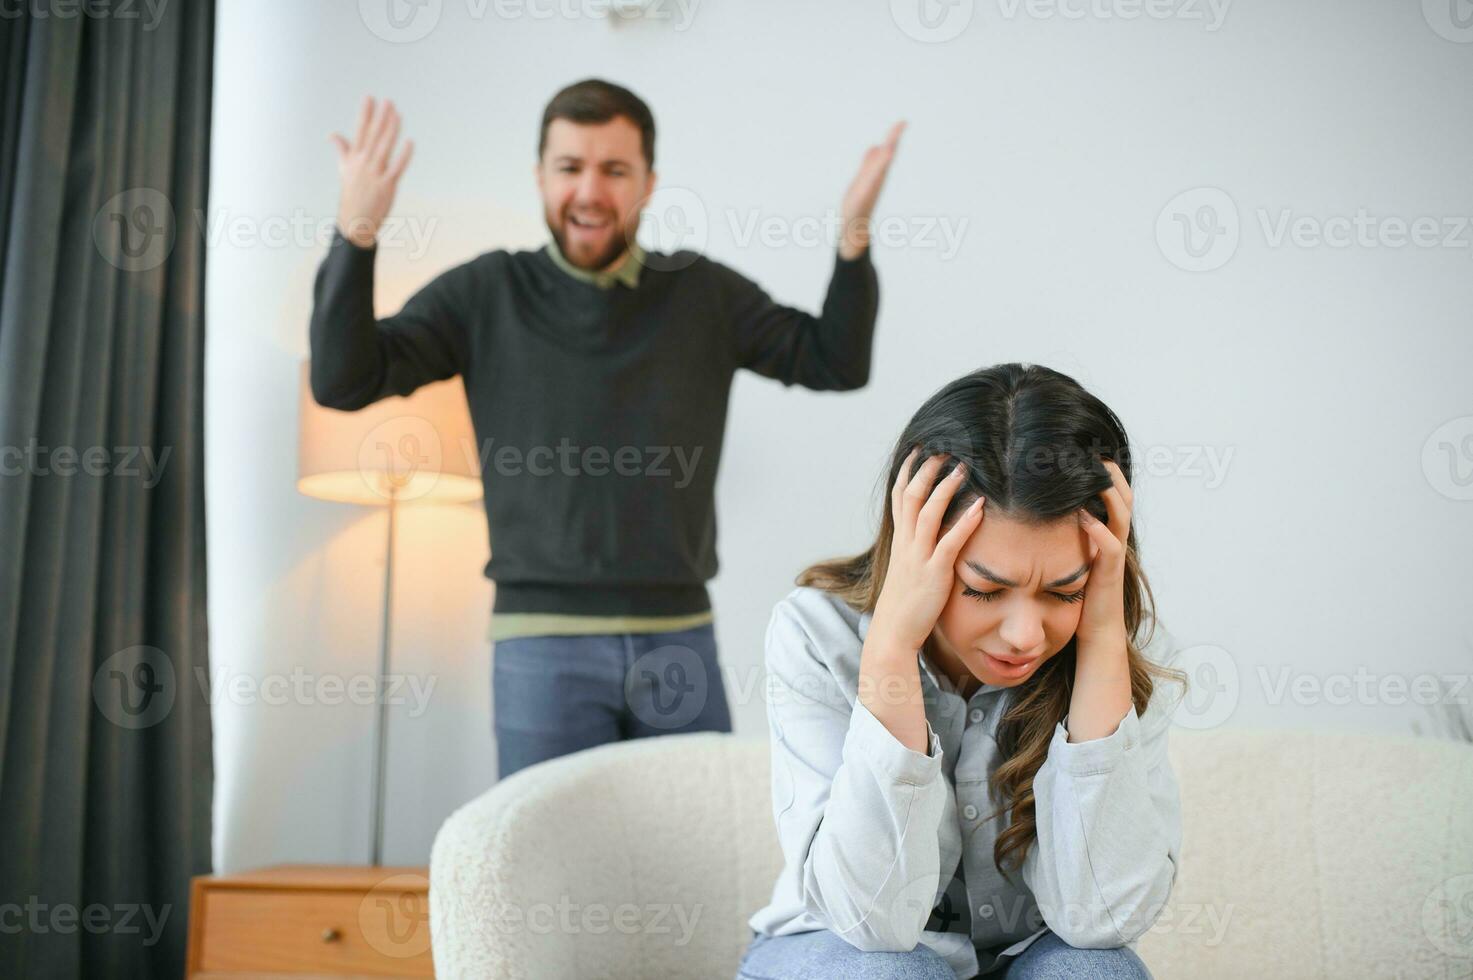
left=545, top=238, right=645, bottom=289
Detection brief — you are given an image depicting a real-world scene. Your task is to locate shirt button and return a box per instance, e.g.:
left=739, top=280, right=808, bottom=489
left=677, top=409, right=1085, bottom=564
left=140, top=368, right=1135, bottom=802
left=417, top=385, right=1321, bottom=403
left=969, top=708, right=984, bottom=725
left=978, top=903, right=995, bottom=918
left=962, top=804, right=979, bottom=820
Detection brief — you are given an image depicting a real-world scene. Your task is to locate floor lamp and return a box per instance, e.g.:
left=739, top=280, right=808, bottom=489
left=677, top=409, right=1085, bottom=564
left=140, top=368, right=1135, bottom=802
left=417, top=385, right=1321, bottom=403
left=295, top=360, right=482, bottom=865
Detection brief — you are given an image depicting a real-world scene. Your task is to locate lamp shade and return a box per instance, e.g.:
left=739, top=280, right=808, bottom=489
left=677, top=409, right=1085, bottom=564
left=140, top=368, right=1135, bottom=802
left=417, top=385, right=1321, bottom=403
left=296, top=359, right=482, bottom=506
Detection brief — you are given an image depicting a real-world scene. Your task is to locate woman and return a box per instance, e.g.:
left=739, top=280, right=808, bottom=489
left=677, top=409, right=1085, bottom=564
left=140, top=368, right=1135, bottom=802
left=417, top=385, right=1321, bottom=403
left=738, top=364, right=1188, bottom=979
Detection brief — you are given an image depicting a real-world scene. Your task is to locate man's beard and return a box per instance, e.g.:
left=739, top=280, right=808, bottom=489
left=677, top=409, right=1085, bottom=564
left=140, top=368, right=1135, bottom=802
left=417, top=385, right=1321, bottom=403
left=547, top=212, right=633, bottom=272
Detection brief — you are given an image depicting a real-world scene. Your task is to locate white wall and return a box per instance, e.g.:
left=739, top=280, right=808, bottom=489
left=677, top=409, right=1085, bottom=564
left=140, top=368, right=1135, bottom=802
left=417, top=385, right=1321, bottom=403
left=206, top=0, right=1473, bottom=871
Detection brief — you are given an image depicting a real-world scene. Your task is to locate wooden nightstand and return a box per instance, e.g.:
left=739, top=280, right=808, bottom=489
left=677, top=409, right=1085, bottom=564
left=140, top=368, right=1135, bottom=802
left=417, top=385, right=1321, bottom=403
left=186, top=865, right=434, bottom=977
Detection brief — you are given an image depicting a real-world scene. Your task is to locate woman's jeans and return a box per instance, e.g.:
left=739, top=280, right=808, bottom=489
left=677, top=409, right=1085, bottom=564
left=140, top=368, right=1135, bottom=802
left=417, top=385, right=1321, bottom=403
left=492, top=623, right=732, bottom=779
left=734, top=929, right=1153, bottom=979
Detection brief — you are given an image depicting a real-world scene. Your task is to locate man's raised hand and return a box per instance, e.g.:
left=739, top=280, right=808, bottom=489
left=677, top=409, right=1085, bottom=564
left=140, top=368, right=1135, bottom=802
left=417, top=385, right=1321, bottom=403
left=329, top=96, right=415, bottom=249
left=838, top=121, right=905, bottom=260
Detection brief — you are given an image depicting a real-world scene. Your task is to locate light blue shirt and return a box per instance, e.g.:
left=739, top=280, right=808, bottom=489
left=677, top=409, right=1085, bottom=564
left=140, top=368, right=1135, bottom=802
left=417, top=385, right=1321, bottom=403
left=748, top=586, right=1185, bottom=978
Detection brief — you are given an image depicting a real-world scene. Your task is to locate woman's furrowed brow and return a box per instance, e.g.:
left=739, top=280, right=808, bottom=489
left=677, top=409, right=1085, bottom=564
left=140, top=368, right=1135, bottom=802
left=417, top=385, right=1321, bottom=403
left=964, top=560, right=1090, bottom=589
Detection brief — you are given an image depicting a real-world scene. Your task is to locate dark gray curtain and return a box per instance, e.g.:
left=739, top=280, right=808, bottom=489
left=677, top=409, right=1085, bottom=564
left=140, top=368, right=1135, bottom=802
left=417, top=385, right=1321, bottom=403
left=0, top=2, right=215, bottom=978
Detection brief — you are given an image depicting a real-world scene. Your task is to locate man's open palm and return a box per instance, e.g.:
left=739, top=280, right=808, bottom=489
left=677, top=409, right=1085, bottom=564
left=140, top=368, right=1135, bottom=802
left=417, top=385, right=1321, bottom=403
left=839, top=121, right=905, bottom=259
left=329, top=96, right=414, bottom=248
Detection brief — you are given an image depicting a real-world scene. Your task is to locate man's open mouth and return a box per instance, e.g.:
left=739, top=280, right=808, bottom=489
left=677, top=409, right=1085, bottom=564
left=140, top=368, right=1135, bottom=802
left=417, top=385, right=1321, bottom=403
left=568, top=212, right=612, bottom=230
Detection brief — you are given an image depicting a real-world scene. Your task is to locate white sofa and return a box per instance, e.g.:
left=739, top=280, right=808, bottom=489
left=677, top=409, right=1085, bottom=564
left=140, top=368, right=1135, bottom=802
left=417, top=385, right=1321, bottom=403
left=429, top=729, right=1473, bottom=979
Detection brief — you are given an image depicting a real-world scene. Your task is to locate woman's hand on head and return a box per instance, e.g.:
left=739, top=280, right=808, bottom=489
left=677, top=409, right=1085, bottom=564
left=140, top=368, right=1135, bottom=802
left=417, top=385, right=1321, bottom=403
left=871, top=447, right=986, bottom=651
left=1074, top=458, right=1133, bottom=660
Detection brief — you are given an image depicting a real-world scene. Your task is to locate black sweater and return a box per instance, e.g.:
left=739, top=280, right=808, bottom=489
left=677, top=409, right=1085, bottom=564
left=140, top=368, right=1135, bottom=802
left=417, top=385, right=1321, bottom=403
left=309, top=232, right=879, bottom=617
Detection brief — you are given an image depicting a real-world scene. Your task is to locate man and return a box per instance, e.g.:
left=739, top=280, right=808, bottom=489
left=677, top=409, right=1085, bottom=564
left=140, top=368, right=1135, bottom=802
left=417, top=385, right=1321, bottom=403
left=310, top=79, right=901, bottom=778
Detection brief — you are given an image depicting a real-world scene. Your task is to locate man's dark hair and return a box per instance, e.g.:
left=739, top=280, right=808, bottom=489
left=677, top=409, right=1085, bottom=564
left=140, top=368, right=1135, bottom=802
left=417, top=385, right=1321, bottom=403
left=538, top=78, right=656, bottom=170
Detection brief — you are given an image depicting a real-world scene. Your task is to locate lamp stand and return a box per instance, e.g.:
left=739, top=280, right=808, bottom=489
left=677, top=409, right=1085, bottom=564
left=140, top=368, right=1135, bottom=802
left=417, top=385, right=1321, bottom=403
left=370, top=488, right=397, bottom=866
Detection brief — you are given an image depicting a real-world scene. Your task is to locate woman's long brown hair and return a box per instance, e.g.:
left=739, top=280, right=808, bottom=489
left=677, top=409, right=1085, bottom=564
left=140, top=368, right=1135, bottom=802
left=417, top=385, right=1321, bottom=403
left=797, top=363, right=1185, bottom=880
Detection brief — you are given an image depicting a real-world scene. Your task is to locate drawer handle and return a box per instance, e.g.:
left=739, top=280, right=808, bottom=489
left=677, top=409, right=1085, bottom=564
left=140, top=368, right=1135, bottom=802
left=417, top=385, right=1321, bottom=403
left=322, top=927, right=342, bottom=943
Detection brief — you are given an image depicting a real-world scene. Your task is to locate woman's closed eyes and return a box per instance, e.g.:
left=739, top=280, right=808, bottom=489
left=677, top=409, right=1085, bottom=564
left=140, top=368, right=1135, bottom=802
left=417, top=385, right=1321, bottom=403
left=961, top=584, right=1088, bottom=605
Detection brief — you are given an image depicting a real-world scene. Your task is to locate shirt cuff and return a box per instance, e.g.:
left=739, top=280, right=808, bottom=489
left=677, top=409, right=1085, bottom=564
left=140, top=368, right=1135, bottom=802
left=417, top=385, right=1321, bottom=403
left=1047, top=704, right=1140, bottom=776
left=332, top=226, right=376, bottom=254
left=847, top=697, right=943, bottom=786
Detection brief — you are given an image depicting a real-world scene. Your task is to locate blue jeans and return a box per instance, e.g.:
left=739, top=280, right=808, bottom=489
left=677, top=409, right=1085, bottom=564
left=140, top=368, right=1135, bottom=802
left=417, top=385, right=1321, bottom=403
left=491, top=623, right=733, bottom=779
left=734, top=929, right=1153, bottom=979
